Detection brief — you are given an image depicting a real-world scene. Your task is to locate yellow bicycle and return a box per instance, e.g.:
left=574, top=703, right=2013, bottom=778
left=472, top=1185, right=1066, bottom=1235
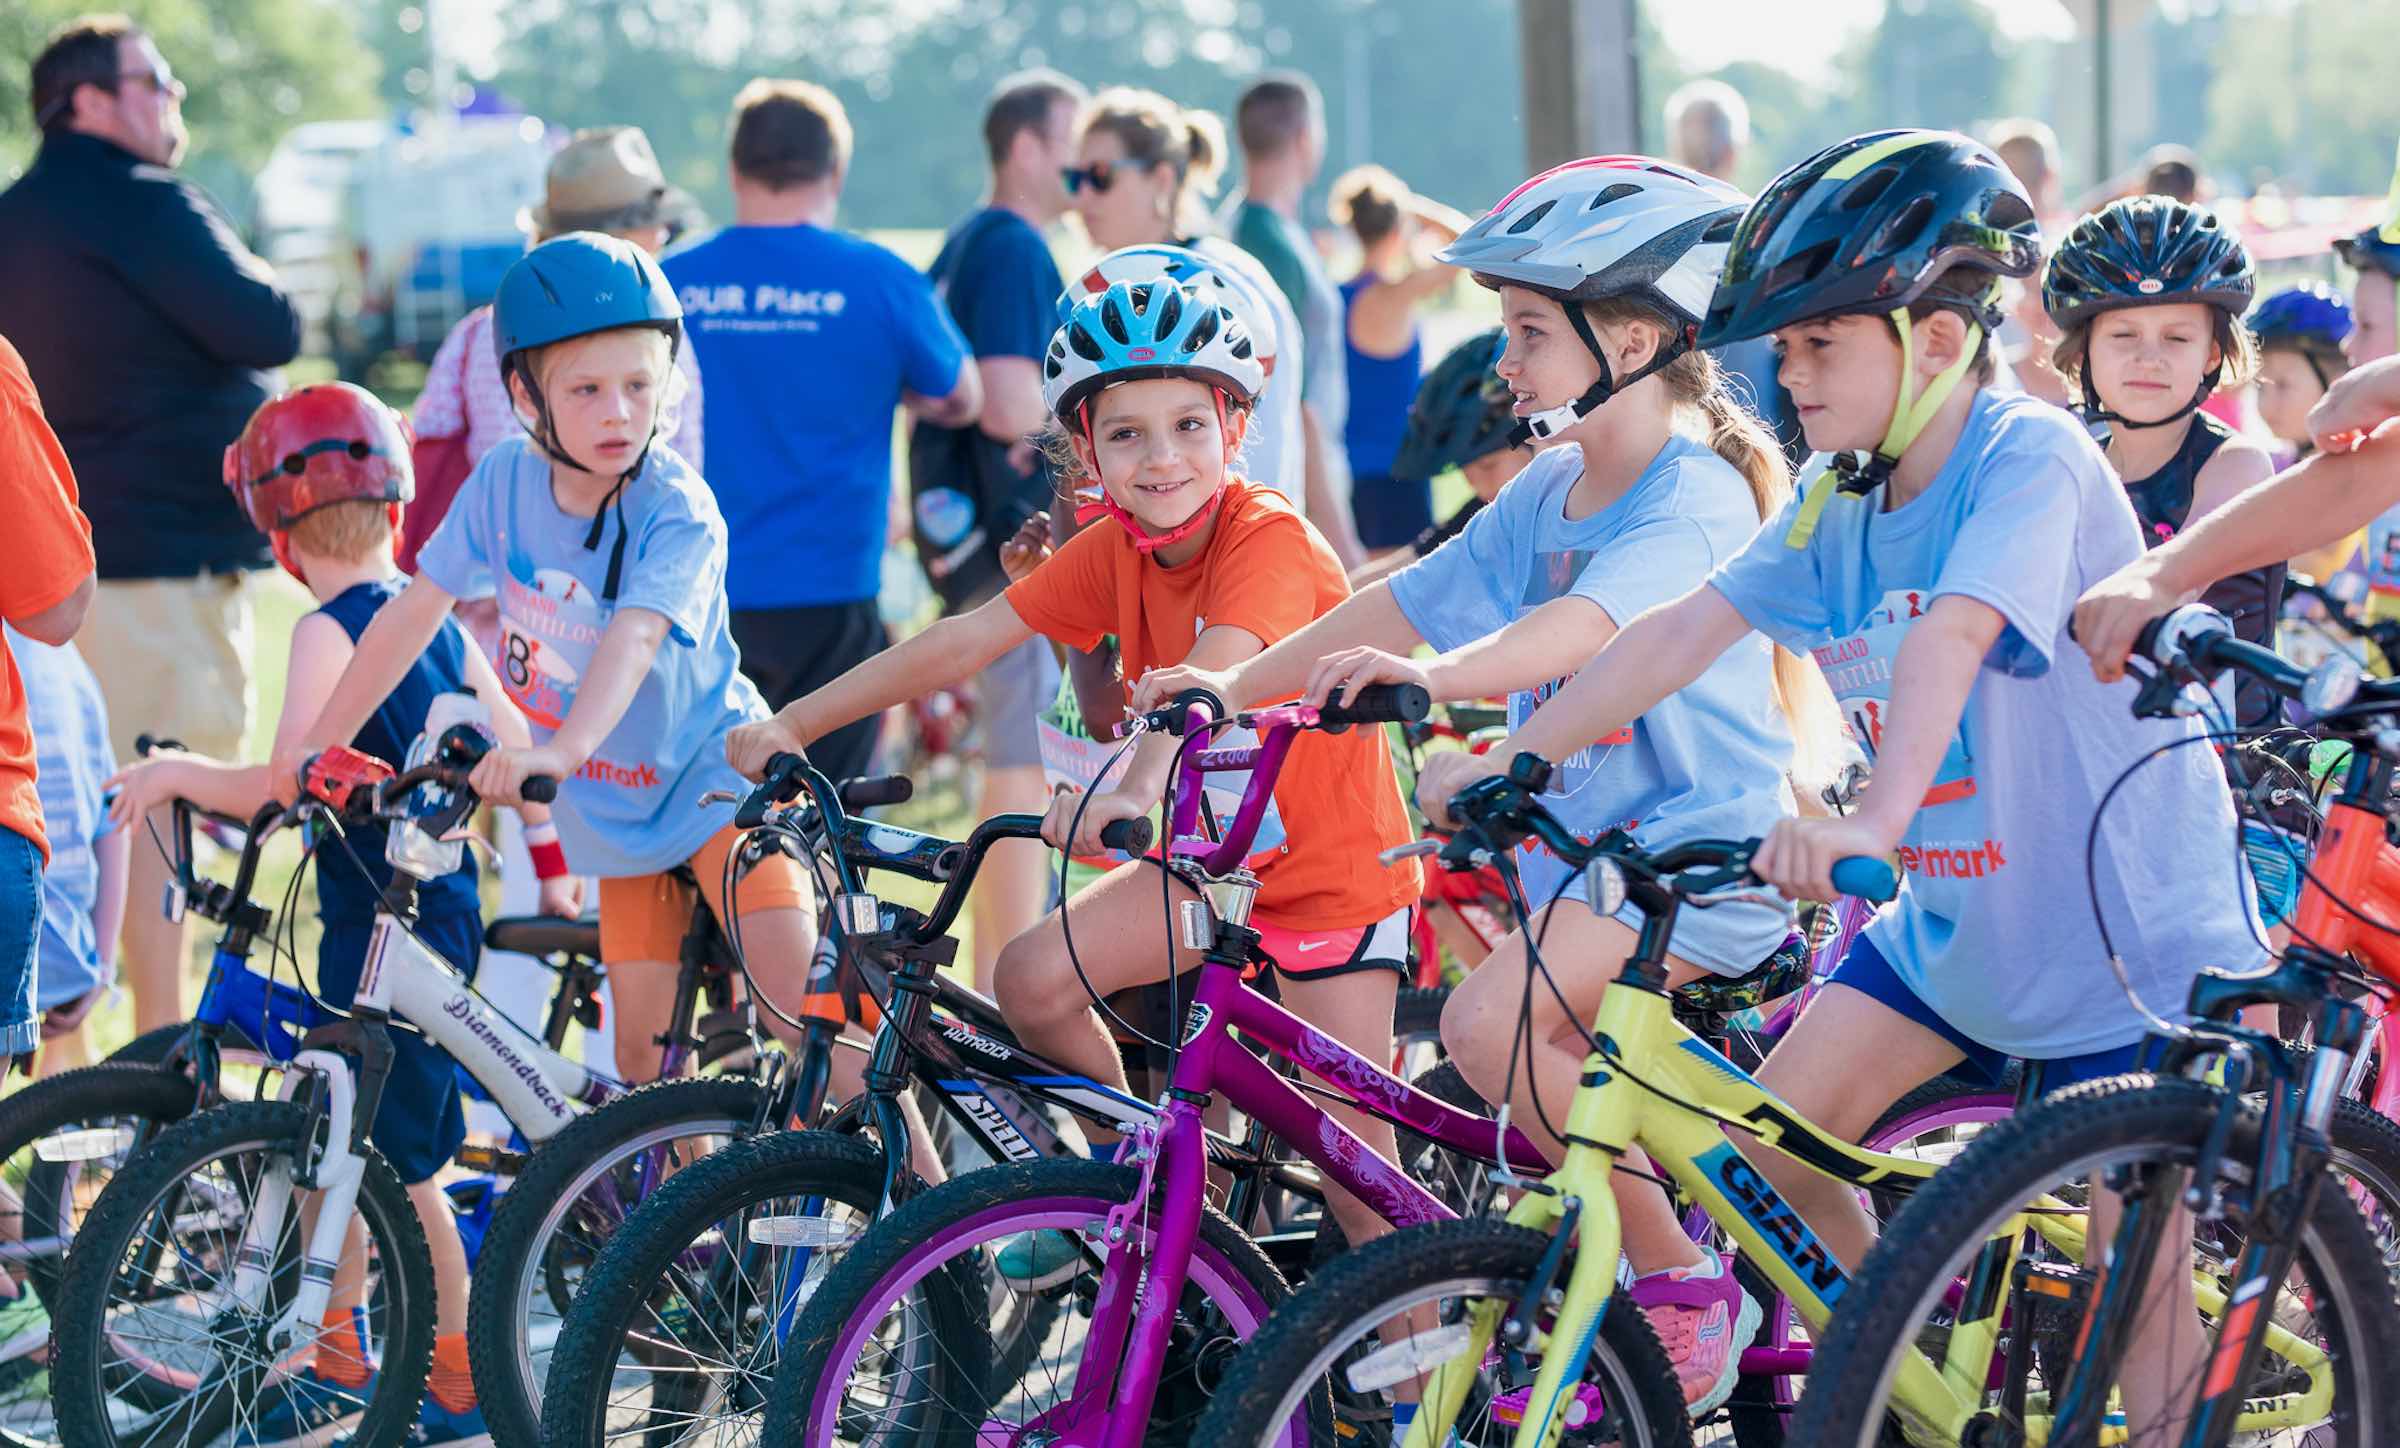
left=1185, top=759, right=2382, bottom=1447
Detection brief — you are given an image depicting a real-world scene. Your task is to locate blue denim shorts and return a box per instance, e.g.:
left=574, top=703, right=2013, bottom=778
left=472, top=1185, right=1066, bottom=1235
left=1828, top=932, right=2151, bottom=1095
left=0, top=827, right=42, bottom=1058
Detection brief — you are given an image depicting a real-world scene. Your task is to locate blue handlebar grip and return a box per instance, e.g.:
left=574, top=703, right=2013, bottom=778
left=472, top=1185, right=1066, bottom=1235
left=1829, top=856, right=1898, bottom=903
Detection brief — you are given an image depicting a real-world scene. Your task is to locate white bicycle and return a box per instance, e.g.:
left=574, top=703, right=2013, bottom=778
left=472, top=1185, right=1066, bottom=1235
left=47, top=728, right=611, bottom=1447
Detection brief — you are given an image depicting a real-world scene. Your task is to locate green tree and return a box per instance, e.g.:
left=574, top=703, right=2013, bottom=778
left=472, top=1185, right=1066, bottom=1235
left=2203, top=0, right=2400, bottom=197
left=0, top=0, right=380, bottom=218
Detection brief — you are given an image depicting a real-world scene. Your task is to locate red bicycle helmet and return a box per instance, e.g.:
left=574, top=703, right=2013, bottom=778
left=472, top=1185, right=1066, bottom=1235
left=223, top=382, right=414, bottom=534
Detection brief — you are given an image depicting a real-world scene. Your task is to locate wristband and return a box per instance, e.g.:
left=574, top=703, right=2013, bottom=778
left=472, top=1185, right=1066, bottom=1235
left=524, top=821, right=570, bottom=880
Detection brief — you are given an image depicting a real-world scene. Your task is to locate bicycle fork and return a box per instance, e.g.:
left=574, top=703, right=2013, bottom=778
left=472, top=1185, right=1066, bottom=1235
left=223, top=1049, right=372, bottom=1360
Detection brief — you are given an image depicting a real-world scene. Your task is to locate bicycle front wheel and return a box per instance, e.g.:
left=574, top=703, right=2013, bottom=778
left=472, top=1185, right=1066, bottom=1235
left=49, top=1100, right=436, bottom=1448
left=765, top=1156, right=1300, bottom=1446
left=1189, top=1216, right=1692, bottom=1447
left=1787, top=1074, right=2400, bottom=1448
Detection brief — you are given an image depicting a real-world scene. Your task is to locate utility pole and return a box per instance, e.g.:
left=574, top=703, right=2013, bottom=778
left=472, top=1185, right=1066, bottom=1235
left=1518, top=0, right=1643, bottom=175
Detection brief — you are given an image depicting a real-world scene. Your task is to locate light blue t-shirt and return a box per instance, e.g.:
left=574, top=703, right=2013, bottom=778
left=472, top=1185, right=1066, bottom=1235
left=5, top=626, right=116, bottom=1008
left=662, top=224, right=969, bottom=609
left=1709, top=388, right=2267, bottom=1059
left=1388, top=435, right=1797, bottom=975
left=416, top=436, right=768, bottom=879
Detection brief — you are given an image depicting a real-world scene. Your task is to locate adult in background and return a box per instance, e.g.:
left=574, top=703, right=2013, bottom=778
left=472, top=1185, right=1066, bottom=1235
left=1662, top=78, right=1799, bottom=459
left=0, top=15, right=298, bottom=1035
left=1986, top=119, right=2072, bottom=406
left=1327, top=164, right=1467, bottom=557
left=665, top=79, right=980, bottom=783
left=914, top=69, right=1084, bottom=988
left=1228, top=72, right=1369, bottom=569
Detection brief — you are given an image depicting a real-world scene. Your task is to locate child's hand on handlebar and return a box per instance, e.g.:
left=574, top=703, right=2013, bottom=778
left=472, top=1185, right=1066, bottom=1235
left=1414, top=749, right=1506, bottom=830
left=1128, top=664, right=1236, bottom=717
left=469, top=745, right=571, bottom=808
left=1752, top=814, right=1897, bottom=904
left=101, top=755, right=190, bottom=830
left=1040, top=782, right=1147, bottom=859
left=538, top=874, right=585, bottom=920
left=2072, top=555, right=2193, bottom=684
left=725, top=713, right=814, bottom=782
left=1304, top=647, right=1430, bottom=709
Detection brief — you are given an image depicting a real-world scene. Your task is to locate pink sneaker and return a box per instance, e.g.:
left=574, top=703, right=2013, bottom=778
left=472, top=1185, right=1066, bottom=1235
left=1627, top=1252, right=1762, bottom=1418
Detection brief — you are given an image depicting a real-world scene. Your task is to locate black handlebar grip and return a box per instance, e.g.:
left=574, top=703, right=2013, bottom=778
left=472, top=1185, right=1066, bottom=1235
left=135, top=734, right=185, bottom=757
left=1319, top=682, right=1433, bottom=733
left=1099, top=817, right=1154, bottom=855
left=520, top=776, right=559, bottom=804
left=838, top=774, right=914, bottom=809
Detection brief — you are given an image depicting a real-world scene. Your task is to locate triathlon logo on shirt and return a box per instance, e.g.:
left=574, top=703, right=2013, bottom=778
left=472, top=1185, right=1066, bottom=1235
left=1813, top=588, right=1978, bottom=809
left=1518, top=550, right=1633, bottom=776
left=495, top=543, right=658, bottom=796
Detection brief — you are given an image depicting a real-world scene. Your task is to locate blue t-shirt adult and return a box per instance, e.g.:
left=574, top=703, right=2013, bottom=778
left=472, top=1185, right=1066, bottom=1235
left=310, top=578, right=481, bottom=924
left=663, top=224, right=969, bottom=609
left=417, top=436, right=769, bottom=879
left=909, top=206, right=1062, bottom=611
left=1388, top=434, right=1796, bottom=976
left=3, top=626, right=118, bottom=1008
left=1709, top=388, right=2267, bottom=1058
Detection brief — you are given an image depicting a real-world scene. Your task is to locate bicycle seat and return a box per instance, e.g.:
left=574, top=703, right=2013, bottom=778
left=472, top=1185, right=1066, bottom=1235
left=485, top=914, right=602, bottom=960
left=1670, top=934, right=1812, bottom=1017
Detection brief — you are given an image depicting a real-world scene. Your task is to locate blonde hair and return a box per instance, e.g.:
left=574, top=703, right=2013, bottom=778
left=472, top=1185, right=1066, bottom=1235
left=1080, top=87, right=1225, bottom=237
left=516, top=325, right=688, bottom=445
left=284, top=498, right=394, bottom=563
left=1585, top=296, right=1846, bottom=794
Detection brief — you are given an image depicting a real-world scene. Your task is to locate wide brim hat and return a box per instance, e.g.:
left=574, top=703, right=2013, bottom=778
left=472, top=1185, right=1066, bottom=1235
left=519, top=125, right=696, bottom=240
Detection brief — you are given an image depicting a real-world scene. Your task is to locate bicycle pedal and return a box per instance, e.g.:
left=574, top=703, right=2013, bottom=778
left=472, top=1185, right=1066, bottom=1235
left=454, top=1142, right=527, bottom=1176
left=2011, top=1259, right=2094, bottom=1322
left=1490, top=1383, right=1605, bottom=1429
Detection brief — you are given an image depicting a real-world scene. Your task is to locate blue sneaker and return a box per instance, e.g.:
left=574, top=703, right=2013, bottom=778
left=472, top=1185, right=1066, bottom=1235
left=992, top=1230, right=1084, bottom=1290
left=234, top=1365, right=375, bottom=1448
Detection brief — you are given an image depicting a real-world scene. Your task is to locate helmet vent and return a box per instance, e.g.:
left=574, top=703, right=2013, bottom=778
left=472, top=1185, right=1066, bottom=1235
left=1763, top=241, right=1837, bottom=297
left=1099, top=295, right=1134, bottom=346
left=1586, top=183, right=1643, bottom=213
left=1067, top=322, right=1106, bottom=362
left=1872, top=196, right=1937, bottom=257
left=1701, top=213, right=1738, bottom=243
left=1506, top=199, right=1558, bottom=235
left=1840, top=169, right=1897, bottom=212
left=1182, top=305, right=1220, bottom=353
left=1154, top=283, right=1185, bottom=336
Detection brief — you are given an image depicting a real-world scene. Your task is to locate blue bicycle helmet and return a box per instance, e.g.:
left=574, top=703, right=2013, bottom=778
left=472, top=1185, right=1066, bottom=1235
left=492, top=232, right=685, bottom=602
left=2249, top=284, right=2352, bottom=353
left=1041, top=278, right=1265, bottom=422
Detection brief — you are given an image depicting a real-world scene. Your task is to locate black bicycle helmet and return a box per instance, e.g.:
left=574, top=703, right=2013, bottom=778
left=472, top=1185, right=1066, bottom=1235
left=1391, top=329, right=1514, bottom=483
left=2334, top=223, right=2400, bottom=279
left=1698, top=129, right=2040, bottom=350
left=2042, top=196, right=2255, bottom=333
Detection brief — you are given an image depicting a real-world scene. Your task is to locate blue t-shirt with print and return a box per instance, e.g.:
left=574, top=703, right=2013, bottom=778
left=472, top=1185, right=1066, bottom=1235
left=4, top=627, right=115, bottom=1009
left=1388, top=435, right=1797, bottom=974
left=415, top=436, right=768, bottom=879
left=663, top=225, right=969, bottom=609
left=1708, top=388, right=2266, bottom=1059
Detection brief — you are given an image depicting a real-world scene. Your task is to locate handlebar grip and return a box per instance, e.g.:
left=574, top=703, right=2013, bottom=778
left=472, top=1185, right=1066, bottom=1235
left=1829, top=856, right=1899, bottom=904
left=521, top=776, right=559, bottom=805
left=839, top=774, right=913, bottom=810
left=135, top=734, right=184, bottom=757
left=1318, top=682, right=1433, bottom=733
left=1099, top=817, right=1154, bottom=855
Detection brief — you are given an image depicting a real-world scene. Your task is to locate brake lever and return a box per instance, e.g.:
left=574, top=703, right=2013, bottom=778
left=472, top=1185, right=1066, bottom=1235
left=1378, top=839, right=1443, bottom=867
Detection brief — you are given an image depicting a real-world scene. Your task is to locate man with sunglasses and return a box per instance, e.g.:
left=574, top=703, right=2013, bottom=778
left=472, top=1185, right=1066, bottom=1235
left=0, top=14, right=301, bottom=1038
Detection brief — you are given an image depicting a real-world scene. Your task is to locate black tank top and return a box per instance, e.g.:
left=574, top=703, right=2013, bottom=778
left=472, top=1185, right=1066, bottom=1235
left=2121, top=412, right=2285, bottom=726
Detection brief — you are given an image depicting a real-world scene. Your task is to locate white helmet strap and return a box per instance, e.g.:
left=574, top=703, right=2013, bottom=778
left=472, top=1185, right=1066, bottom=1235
left=1512, top=299, right=1692, bottom=445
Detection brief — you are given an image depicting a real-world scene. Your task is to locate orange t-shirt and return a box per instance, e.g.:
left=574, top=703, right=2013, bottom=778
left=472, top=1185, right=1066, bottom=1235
left=1006, top=480, right=1420, bottom=929
left=0, top=333, right=97, bottom=864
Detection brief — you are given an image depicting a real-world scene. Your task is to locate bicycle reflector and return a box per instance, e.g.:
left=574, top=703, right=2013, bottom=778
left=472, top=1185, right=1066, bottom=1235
left=304, top=746, right=395, bottom=811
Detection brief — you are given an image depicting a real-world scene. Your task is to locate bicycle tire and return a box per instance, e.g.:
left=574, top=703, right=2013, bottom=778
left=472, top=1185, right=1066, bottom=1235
left=538, top=1127, right=887, bottom=1447
left=1786, top=1074, right=2400, bottom=1448
left=1189, top=1215, right=1693, bottom=1447
left=467, top=1073, right=770, bottom=1448
left=50, top=1099, right=436, bottom=1448
left=766, top=1156, right=1299, bottom=1447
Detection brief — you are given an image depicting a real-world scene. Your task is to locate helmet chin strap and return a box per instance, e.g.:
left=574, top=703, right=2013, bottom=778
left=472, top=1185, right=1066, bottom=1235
left=512, top=365, right=655, bottom=603
left=1069, top=389, right=1235, bottom=556
left=2077, top=366, right=2220, bottom=445
left=1508, top=303, right=1693, bottom=447
left=1785, top=307, right=1984, bottom=549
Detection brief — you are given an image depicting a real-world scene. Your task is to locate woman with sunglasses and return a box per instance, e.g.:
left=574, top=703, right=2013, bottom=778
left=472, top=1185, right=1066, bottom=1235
left=1066, top=87, right=1309, bottom=506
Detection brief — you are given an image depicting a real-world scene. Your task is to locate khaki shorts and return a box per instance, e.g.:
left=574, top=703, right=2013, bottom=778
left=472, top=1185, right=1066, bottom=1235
left=79, top=571, right=257, bottom=761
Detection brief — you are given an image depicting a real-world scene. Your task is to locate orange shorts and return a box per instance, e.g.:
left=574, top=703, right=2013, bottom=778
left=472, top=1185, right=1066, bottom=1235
left=597, top=823, right=817, bottom=964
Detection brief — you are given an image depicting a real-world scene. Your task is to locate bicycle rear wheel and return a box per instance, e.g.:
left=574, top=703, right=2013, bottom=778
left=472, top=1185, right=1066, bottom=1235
left=765, top=1157, right=1300, bottom=1446
left=49, top=1100, right=436, bottom=1448
left=1787, top=1075, right=2400, bottom=1447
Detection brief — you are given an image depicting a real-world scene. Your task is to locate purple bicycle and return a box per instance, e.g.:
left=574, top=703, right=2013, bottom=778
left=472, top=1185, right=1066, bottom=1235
left=763, top=684, right=1553, bottom=1446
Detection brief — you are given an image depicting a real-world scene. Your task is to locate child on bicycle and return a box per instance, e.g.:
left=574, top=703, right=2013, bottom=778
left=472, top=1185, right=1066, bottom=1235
left=107, top=382, right=572, bottom=1443
left=727, top=255, right=1424, bottom=1266
left=1418, top=131, right=2268, bottom=1445
left=1140, top=156, right=1836, bottom=1416
left=276, top=234, right=829, bottom=1092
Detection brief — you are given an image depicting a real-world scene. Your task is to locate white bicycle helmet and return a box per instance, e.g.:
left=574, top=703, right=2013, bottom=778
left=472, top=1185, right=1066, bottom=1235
left=1041, top=274, right=1265, bottom=422
left=1062, top=244, right=1282, bottom=375
left=1440, top=155, right=1748, bottom=440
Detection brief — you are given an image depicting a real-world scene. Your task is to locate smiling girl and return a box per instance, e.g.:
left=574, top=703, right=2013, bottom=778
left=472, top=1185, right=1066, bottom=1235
left=728, top=255, right=1420, bottom=1262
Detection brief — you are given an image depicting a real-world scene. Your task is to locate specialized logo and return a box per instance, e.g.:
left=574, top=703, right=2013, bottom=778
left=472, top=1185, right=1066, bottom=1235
left=1700, top=1143, right=1845, bottom=1302
left=1182, top=1002, right=1213, bottom=1044
left=946, top=1086, right=1041, bottom=1160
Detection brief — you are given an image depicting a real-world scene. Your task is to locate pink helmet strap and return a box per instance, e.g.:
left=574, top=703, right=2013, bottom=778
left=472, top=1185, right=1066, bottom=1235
left=1070, top=387, right=1235, bottom=555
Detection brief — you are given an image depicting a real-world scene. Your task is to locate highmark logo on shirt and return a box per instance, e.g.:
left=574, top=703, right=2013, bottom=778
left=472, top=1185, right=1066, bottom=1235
left=676, top=283, right=849, bottom=335
left=495, top=544, right=661, bottom=798
left=1813, top=588, right=2005, bottom=883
